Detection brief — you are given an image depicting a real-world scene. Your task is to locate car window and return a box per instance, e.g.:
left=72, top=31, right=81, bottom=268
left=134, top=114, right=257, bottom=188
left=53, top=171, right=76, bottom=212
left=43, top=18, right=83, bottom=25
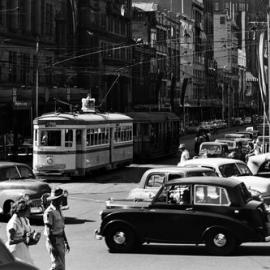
left=0, top=166, right=20, bottom=180
left=146, top=174, right=165, bottom=188
left=154, top=184, right=191, bottom=205
left=17, top=166, right=35, bottom=179
left=258, top=161, right=270, bottom=173
left=236, top=163, right=252, bottom=176
left=168, top=173, right=184, bottom=181
left=219, top=163, right=241, bottom=177
left=186, top=171, right=217, bottom=177
left=194, top=185, right=230, bottom=206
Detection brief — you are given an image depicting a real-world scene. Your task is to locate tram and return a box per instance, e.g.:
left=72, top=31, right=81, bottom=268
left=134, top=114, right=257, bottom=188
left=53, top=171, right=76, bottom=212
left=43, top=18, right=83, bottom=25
left=33, top=97, right=133, bottom=178
left=127, top=111, right=180, bottom=162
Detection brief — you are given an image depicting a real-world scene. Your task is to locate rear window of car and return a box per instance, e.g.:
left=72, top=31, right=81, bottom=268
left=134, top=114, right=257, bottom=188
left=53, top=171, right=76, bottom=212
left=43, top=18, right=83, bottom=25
left=186, top=171, right=217, bottom=177
left=194, top=185, right=230, bottom=206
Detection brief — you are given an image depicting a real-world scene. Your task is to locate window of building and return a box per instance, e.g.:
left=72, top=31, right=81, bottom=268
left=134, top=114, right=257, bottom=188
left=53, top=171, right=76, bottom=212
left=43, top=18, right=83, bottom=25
left=0, top=0, right=4, bottom=25
left=220, top=16, right=225, bottom=25
left=45, top=3, right=53, bottom=35
left=100, top=13, right=106, bottom=28
left=9, top=51, right=17, bottom=82
left=19, top=0, right=26, bottom=31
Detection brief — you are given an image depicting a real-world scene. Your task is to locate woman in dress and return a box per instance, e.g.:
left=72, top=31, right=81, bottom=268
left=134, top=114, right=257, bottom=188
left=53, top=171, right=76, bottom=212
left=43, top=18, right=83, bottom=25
left=6, top=198, right=40, bottom=265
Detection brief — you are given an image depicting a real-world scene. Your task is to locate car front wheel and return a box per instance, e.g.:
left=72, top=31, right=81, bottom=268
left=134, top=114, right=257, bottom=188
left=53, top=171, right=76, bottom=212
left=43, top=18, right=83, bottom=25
left=105, top=224, right=136, bottom=253
left=205, top=229, right=236, bottom=256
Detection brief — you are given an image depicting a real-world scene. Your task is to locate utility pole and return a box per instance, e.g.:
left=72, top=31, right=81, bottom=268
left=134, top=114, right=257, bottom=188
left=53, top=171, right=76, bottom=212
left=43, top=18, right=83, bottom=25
left=267, top=0, right=270, bottom=136
left=35, top=36, right=39, bottom=118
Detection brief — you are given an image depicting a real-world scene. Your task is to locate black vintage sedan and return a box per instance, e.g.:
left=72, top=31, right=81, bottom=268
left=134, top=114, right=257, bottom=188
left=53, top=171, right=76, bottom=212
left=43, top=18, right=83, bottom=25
left=96, top=177, right=270, bottom=255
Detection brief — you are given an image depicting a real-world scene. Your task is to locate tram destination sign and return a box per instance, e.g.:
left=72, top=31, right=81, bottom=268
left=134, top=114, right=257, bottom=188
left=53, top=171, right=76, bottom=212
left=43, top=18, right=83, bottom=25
left=45, top=121, right=56, bottom=127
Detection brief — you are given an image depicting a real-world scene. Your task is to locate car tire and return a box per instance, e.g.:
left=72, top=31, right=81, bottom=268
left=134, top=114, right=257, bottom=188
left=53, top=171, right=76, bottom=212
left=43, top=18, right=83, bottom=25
left=205, top=229, right=236, bottom=256
left=105, top=224, right=136, bottom=253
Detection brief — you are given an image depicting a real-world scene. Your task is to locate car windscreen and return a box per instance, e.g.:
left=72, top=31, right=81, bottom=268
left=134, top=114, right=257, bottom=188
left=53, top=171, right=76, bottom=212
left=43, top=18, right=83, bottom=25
left=17, top=165, right=35, bottom=179
left=200, top=145, right=221, bottom=153
left=219, top=163, right=252, bottom=177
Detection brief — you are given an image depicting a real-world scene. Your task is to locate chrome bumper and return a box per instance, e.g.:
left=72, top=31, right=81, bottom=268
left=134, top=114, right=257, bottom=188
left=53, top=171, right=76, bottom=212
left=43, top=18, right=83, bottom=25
left=95, top=229, right=103, bottom=240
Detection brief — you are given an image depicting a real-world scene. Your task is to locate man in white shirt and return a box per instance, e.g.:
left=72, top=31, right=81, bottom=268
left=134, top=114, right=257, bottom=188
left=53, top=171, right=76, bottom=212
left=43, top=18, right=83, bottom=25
left=178, top=144, right=190, bottom=165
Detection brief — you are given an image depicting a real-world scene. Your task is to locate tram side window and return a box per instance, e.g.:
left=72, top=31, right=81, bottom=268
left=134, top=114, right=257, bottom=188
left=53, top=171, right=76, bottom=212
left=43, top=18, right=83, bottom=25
left=114, top=126, right=132, bottom=143
left=87, top=128, right=109, bottom=146
left=65, top=129, right=73, bottom=147
left=41, top=130, right=61, bottom=146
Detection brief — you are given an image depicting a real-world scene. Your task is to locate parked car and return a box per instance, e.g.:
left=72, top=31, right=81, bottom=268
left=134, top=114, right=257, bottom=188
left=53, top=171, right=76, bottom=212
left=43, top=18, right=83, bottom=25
left=180, top=158, right=270, bottom=206
left=95, top=177, right=270, bottom=255
left=0, top=162, right=68, bottom=216
left=224, top=133, right=250, bottom=141
left=127, top=166, right=217, bottom=201
left=198, top=142, right=229, bottom=158
left=0, top=239, right=38, bottom=270
left=215, top=139, right=238, bottom=151
left=247, top=153, right=270, bottom=178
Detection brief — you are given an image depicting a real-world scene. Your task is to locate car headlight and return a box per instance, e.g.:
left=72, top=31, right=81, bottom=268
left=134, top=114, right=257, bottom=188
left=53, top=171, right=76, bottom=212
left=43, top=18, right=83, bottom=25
left=22, top=194, right=30, bottom=201
left=249, top=189, right=263, bottom=201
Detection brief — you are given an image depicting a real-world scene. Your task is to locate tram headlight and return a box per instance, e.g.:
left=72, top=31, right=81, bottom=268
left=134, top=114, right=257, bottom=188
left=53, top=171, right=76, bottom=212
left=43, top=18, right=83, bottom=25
left=46, top=157, right=54, bottom=165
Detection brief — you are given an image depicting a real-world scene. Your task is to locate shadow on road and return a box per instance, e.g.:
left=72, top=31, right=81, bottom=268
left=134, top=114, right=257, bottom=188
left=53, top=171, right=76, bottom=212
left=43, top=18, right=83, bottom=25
left=121, top=244, right=270, bottom=257
left=0, top=215, right=94, bottom=226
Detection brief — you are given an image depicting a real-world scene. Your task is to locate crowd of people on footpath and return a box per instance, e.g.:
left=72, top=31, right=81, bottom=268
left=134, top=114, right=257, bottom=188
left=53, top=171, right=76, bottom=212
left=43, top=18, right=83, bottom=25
left=178, top=130, right=264, bottom=164
left=5, top=188, right=69, bottom=270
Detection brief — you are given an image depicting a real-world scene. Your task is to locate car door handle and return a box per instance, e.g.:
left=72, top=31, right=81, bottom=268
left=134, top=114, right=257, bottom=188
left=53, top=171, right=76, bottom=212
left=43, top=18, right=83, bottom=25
left=185, top=207, right=193, bottom=211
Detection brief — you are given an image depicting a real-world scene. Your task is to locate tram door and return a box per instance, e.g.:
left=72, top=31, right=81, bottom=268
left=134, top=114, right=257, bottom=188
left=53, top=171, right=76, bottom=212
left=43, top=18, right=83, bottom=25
left=75, top=129, right=84, bottom=175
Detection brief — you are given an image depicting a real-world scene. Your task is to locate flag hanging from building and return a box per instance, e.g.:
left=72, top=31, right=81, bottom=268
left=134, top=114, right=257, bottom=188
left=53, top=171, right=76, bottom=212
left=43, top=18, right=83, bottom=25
left=257, top=31, right=268, bottom=113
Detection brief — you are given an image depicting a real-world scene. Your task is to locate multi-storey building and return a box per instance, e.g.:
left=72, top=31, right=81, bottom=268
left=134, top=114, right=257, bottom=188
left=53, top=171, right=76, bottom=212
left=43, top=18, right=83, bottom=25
left=77, top=0, right=133, bottom=112
left=131, top=2, right=181, bottom=112
left=192, top=0, right=206, bottom=122
left=0, top=0, right=79, bottom=137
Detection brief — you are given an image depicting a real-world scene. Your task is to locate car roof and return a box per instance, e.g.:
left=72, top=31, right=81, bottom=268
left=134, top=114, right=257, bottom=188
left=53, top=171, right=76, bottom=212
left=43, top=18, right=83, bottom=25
left=0, top=162, right=30, bottom=168
left=183, top=158, right=245, bottom=167
left=165, top=176, right=241, bottom=188
left=145, top=166, right=214, bottom=174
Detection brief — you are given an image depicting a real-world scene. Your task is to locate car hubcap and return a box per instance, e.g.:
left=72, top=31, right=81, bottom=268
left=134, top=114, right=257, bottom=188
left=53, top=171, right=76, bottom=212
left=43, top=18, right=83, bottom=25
left=113, top=231, right=126, bottom=245
left=213, top=233, right=227, bottom=247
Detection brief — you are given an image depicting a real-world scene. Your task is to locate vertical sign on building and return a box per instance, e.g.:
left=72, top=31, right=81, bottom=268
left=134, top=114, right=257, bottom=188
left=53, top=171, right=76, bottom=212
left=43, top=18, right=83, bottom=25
left=12, top=88, right=17, bottom=103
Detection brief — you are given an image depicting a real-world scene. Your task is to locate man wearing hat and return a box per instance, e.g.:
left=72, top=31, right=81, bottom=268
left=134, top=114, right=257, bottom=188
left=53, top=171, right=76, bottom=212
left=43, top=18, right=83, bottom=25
left=43, top=188, right=70, bottom=270
left=178, top=143, right=190, bottom=165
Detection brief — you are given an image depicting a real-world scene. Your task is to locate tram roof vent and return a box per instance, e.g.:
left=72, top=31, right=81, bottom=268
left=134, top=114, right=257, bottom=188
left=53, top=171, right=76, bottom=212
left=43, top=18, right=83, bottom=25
left=81, top=94, right=95, bottom=113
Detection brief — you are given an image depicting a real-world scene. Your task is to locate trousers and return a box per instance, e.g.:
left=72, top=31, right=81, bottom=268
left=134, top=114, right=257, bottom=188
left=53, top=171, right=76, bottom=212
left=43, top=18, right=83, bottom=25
left=46, top=237, right=65, bottom=270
